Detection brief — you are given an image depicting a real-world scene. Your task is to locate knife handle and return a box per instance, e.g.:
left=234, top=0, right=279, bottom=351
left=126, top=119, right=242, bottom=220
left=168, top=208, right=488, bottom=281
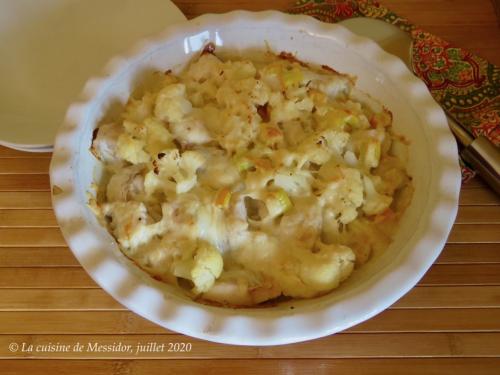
left=461, top=136, right=500, bottom=196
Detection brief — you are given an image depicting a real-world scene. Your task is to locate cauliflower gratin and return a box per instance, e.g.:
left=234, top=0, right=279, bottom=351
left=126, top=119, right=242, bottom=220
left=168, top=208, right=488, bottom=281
left=90, top=46, right=413, bottom=307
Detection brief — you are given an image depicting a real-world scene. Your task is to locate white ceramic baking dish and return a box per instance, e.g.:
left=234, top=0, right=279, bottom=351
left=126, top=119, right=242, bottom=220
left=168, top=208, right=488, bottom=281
left=50, top=11, right=461, bottom=346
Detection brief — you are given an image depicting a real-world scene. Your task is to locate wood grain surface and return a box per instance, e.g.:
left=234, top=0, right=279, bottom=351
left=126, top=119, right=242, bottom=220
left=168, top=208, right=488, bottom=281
left=1, top=0, right=499, bottom=373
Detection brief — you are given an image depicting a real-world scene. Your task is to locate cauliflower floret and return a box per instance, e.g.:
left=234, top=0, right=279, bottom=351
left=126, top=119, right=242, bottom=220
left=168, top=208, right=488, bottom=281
left=268, top=92, right=301, bottom=123
left=175, top=151, right=206, bottom=193
left=143, top=169, right=175, bottom=196
left=122, top=120, right=146, bottom=139
left=169, top=117, right=212, bottom=146
left=296, top=129, right=350, bottom=167
left=159, top=196, right=202, bottom=239
left=123, top=92, right=155, bottom=124
left=317, top=166, right=364, bottom=224
left=154, top=83, right=192, bottom=123
left=119, top=117, right=173, bottom=157
left=151, top=149, right=206, bottom=194
left=321, top=129, right=351, bottom=154
left=196, top=204, right=230, bottom=252
left=191, top=242, right=224, bottom=293
left=362, top=174, right=393, bottom=216
left=215, top=83, right=245, bottom=112
left=233, top=231, right=355, bottom=299
left=280, top=241, right=355, bottom=298
left=184, top=53, right=224, bottom=83
left=274, top=169, right=313, bottom=196
left=172, top=241, right=223, bottom=294
left=102, top=201, right=166, bottom=251
left=106, top=165, right=144, bottom=202
left=304, top=69, right=353, bottom=99
left=202, top=269, right=281, bottom=306
left=285, top=86, right=314, bottom=113
left=198, top=154, right=240, bottom=189
left=217, top=77, right=269, bottom=107
left=217, top=114, right=258, bottom=153
left=116, top=133, right=150, bottom=164
left=143, top=117, right=174, bottom=155
left=222, top=59, right=257, bottom=80
left=244, top=78, right=270, bottom=106
left=91, top=123, right=124, bottom=164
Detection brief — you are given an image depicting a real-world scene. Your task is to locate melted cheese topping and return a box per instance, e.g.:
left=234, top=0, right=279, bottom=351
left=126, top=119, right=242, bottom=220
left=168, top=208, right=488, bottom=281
left=91, top=49, right=413, bottom=307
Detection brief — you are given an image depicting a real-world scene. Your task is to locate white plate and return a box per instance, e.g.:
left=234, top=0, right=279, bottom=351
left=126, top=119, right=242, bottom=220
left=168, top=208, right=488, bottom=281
left=338, top=18, right=413, bottom=68
left=50, top=11, right=461, bottom=346
left=0, top=140, right=53, bottom=153
left=0, top=0, right=186, bottom=148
